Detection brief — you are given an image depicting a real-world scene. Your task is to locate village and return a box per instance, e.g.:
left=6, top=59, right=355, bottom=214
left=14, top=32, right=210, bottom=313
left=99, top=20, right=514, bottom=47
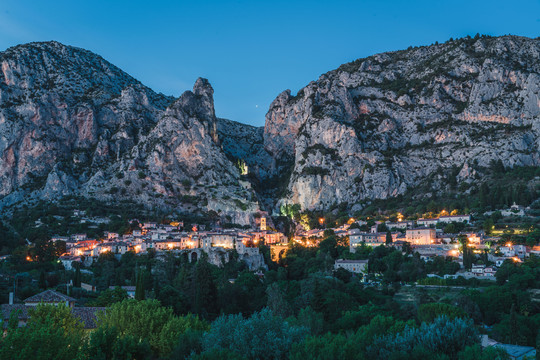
left=2, top=202, right=539, bottom=359
left=53, top=203, right=540, bottom=285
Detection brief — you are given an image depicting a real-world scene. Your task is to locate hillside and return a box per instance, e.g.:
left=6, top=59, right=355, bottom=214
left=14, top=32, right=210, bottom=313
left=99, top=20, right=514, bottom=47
left=0, top=42, right=259, bottom=224
left=259, top=35, right=540, bottom=212
left=1, top=35, right=540, bottom=221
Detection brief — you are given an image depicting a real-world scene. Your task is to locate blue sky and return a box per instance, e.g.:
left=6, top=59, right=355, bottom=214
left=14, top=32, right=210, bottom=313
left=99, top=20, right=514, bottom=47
left=0, top=1, right=539, bottom=126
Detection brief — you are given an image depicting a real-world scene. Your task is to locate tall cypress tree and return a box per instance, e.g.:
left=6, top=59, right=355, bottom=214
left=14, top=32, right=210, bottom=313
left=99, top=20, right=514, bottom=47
left=193, top=260, right=217, bottom=318
left=38, top=271, right=47, bottom=289
left=459, top=235, right=472, bottom=270
left=311, top=280, right=326, bottom=315
left=386, top=231, right=393, bottom=245
left=509, top=303, right=518, bottom=345
left=135, top=270, right=145, bottom=301
left=74, top=264, right=81, bottom=288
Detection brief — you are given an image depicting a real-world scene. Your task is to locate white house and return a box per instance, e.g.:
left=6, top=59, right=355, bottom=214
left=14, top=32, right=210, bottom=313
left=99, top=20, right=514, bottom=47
left=350, top=232, right=390, bottom=252
left=439, top=215, right=471, bottom=224
left=406, top=228, right=436, bottom=245
left=385, top=222, right=409, bottom=230
left=513, top=245, right=528, bottom=259
left=334, top=259, right=368, bottom=274
left=471, top=264, right=485, bottom=275
left=416, top=218, right=439, bottom=227
left=72, top=234, right=87, bottom=241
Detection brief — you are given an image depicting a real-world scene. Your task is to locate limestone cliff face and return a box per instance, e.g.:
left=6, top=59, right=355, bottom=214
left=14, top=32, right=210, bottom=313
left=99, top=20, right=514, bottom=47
left=0, top=41, right=259, bottom=224
left=262, top=35, right=540, bottom=211
left=2, top=36, right=540, bottom=219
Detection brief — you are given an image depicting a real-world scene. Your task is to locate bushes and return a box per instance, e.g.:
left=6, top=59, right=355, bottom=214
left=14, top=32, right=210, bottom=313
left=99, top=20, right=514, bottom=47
left=417, top=303, right=466, bottom=323
left=367, top=316, right=479, bottom=359
left=233, top=199, right=248, bottom=211
left=95, top=299, right=208, bottom=358
left=302, top=144, right=340, bottom=161
left=0, top=304, right=85, bottom=360
left=201, top=308, right=308, bottom=360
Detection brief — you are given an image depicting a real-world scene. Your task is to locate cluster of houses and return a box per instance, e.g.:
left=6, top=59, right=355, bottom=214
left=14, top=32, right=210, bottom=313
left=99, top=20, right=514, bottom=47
left=313, top=214, right=540, bottom=281
left=56, top=217, right=285, bottom=271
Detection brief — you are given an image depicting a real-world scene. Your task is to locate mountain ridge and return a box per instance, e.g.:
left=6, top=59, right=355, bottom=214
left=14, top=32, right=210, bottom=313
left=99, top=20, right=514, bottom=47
left=1, top=35, right=540, bottom=220
left=0, top=41, right=259, bottom=224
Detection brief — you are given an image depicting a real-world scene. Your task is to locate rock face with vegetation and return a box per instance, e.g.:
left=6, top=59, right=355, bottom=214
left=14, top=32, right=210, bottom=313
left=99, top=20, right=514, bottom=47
left=260, top=35, right=540, bottom=211
left=0, top=41, right=259, bottom=224
left=2, top=36, right=540, bottom=218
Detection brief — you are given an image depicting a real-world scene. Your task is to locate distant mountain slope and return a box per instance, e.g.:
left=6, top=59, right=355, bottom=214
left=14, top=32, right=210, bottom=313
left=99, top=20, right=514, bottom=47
left=261, top=35, right=540, bottom=211
left=0, top=42, right=259, bottom=224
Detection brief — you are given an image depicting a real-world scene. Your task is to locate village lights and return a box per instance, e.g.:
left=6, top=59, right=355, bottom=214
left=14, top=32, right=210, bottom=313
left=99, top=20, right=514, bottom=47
left=318, top=218, right=325, bottom=225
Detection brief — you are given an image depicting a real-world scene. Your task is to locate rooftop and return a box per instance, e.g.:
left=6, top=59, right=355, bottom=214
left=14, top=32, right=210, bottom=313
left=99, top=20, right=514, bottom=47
left=1, top=304, right=105, bottom=329
left=24, top=290, right=76, bottom=304
left=493, top=344, right=536, bottom=358
left=335, top=259, right=368, bottom=264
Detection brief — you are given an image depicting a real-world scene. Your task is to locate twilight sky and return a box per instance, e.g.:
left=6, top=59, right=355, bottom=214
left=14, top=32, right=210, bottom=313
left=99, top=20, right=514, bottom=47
left=0, top=0, right=539, bottom=126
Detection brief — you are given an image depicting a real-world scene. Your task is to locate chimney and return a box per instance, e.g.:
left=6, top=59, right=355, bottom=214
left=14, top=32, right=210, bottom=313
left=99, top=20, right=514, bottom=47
left=9, top=292, right=13, bottom=305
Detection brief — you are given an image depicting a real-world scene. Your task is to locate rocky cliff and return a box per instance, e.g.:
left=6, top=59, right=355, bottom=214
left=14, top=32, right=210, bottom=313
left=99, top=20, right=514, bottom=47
left=0, top=41, right=259, bottom=224
left=261, top=35, right=540, bottom=212
left=2, top=36, right=540, bottom=219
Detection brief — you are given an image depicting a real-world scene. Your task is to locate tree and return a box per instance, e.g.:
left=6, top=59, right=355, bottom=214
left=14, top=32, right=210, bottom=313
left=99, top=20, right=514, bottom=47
left=483, top=219, right=494, bottom=235
left=135, top=270, right=145, bottom=301
left=0, top=304, right=85, bottom=360
left=38, top=270, right=47, bottom=289
left=444, top=223, right=456, bottom=234
left=96, top=299, right=208, bottom=358
left=402, top=242, right=412, bottom=255
left=73, top=263, right=82, bottom=288
left=85, top=325, right=152, bottom=360
left=457, top=344, right=510, bottom=360
left=290, top=315, right=411, bottom=360
left=169, top=328, right=206, bottom=360
left=367, top=316, right=479, bottom=359
left=417, top=303, right=466, bottom=323
left=319, top=236, right=338, bottom=258
left=193, top=260, right=218, bottom=318
left=89, top=287, right=128, bottom=307
left=201, top=308, right=308, bottom=360
left=459, top=235, right=473, bottom=270
left=385, top=231, right=393, bottom=245
left=288, top=307, right=324, bottom=336
left=266, top=283, right=292, bottom=318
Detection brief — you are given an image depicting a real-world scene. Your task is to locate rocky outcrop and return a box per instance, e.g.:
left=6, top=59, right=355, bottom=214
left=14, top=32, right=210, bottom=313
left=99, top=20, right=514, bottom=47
left=262, top=35, right=540, bottom=211
left=0, top=41, right=259, bottom=224
left=2, top=36, right=540, bottom=219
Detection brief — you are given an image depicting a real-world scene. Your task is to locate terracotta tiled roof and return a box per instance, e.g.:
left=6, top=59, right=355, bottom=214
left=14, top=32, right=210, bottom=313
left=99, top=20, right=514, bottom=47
left=23, top=290, right=76, bottom=304
left=1, top=304, right=105, bottom=329
left=1, top=304, right=29, bottom=320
